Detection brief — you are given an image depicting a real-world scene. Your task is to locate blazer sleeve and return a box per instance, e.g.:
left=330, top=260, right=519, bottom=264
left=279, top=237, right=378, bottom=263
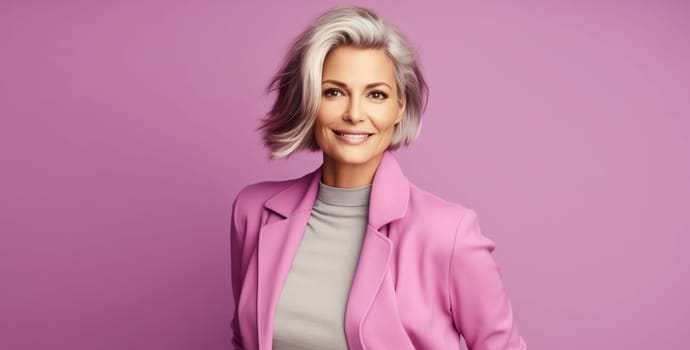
left=448, top=209, right=527, bottom=350
left=230, top=193, right=245, bottom=350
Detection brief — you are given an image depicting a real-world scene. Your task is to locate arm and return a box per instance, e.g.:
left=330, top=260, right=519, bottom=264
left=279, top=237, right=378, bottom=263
left=448, top=209, right=527, bottom=350
left=230, top=193, right=245, bottom=350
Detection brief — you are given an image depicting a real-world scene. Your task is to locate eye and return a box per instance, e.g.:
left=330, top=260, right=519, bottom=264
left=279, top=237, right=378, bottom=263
left=323, top=88, right=343, bottom=97
left=369, top=91, right=388, bottom=100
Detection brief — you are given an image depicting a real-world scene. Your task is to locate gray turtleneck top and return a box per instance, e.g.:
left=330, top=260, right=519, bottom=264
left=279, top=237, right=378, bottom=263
left=272, top=179, right=372, bottom=350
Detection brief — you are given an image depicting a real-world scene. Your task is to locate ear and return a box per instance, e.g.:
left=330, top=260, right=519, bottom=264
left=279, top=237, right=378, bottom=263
left=396, top=95, right=407, bottom=125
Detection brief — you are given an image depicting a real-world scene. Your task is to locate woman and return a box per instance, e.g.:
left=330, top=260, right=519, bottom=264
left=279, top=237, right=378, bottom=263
left=230, top=5, right=527, bottom=350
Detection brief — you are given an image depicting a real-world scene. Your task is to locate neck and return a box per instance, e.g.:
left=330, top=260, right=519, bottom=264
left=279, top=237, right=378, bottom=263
left=320, top=152, right=383, bottom=188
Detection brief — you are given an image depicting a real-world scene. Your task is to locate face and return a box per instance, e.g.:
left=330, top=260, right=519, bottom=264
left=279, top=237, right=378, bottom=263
left=314, top=46, right=406, bottom=167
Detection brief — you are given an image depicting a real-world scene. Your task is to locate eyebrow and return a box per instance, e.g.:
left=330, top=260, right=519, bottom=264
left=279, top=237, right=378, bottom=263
left=322, top=79, right=392, bottom=90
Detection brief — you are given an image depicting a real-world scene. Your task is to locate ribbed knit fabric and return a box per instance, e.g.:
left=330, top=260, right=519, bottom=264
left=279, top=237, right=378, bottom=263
left=272, top=179, right=371, bottom=350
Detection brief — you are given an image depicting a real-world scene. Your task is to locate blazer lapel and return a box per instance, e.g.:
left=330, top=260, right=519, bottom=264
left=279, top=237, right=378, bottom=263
left=256, top=166, right=322, bottom=350
left=344, top=150, right=410, bottom=350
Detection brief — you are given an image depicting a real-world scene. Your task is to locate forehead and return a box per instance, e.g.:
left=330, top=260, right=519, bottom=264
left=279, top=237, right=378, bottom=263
left=322, top=46, right=396, bottom=83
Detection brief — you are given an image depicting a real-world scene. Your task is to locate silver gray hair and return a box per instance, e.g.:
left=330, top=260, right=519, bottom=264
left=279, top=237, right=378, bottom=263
left=258, top=5, right=429, bottom=159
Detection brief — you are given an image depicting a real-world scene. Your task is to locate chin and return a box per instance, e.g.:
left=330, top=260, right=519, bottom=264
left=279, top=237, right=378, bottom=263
left=337, top=154, right=374, bottom=165
left=329, top=148, right=381, bottom=165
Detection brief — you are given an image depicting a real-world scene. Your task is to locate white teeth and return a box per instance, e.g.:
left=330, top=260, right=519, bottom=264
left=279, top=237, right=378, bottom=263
left=340, top=133, right=368, bottom=139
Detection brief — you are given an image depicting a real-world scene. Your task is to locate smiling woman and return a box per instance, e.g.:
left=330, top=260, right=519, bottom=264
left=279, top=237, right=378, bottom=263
left=315, top=46, right=406, bottom=188
left=231, top=5, right=527, bottom=350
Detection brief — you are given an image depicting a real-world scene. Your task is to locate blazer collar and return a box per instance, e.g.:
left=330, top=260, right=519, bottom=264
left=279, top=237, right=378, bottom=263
left=264, top=149, right=410, bottom=229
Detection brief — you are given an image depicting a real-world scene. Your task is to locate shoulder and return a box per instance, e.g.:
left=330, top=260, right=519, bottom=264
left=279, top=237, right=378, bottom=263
left=405, top=182, right=495, bottom=260
left=405, top=181, right=475, bottom=229
left=231, top=172, right=311, bottom=219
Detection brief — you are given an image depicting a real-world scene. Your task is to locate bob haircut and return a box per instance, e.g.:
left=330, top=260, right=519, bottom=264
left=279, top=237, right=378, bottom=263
left=258, top=5, right=429, bottom=159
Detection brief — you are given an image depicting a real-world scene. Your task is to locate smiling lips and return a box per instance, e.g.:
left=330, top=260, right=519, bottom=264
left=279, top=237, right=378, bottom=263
left=333, top=129, right=374, bottom=144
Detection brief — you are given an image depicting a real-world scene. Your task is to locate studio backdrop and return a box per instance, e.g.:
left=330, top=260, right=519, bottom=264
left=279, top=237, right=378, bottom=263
left=1, top=0, right=688, bottom=349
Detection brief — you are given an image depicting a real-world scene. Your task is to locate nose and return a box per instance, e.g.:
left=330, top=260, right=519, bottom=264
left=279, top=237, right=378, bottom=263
left=343, top=95, right=365, bottom=123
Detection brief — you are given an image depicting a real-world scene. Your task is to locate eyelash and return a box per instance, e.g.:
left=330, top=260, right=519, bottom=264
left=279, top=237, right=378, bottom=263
left=323, top=88, right=388, bottom=100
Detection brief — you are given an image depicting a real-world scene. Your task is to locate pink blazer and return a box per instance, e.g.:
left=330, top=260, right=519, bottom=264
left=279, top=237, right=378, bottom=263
left=230, top=150, right=527, bottom=349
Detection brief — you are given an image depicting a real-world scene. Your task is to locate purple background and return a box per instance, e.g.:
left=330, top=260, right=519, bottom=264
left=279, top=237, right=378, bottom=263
left=2, top=0, right=689, bottom=349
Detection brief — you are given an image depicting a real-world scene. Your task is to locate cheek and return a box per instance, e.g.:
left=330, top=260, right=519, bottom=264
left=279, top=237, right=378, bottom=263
left=314, top=113, right=334, bottom=140
left=317, top=101, right=344, bottom=122
left=372, top=106, right=402, bottom=130
left=314, top=112, right=329, bottom=131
